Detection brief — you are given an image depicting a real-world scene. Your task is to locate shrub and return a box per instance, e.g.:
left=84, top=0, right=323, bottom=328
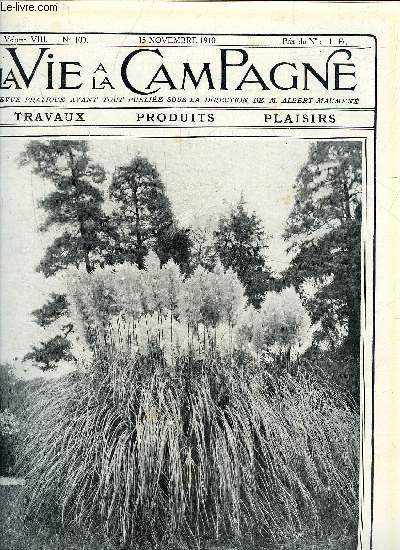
left=19, top=255, right=358, bottom=547
left=0, top=409, right=21, bottom=475
left=0, top=408, right=20, bottom=437
left=19, top=347, right=359, bottom=548
left=1, top=364, right=24, bottom=475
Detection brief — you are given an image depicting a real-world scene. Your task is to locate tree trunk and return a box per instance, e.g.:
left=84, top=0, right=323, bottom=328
left=84, top=252, right=92, bottom=273
left=133, top=179, right=144, bottom=268
left=69, top=147, right=94, bottom=274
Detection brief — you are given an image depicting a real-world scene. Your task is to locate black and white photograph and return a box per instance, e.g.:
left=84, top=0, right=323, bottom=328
left=0, top=137, right=363, bottom=550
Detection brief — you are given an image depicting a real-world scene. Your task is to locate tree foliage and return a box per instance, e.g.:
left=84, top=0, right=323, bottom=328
left=23, top=335, right=74, bottom=371
left=20, top=140, right=108, bottom=276
left=109, top=155, right=191, bottom=271
left=31, top=292, right=70, bottom=329
left=21, top=145, right=192, bottom=369
left=20, top=140, right=107, bottom=368
left=284, top=141, right=362, bottom=360
left=214, top=196, right=273, bottom=308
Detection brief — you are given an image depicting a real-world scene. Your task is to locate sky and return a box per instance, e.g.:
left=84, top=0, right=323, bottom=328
left=0, top=137, right=310, bottom=370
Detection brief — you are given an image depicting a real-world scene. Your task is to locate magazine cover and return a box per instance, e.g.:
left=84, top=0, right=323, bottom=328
left=0, top=2, right=398, bottom=549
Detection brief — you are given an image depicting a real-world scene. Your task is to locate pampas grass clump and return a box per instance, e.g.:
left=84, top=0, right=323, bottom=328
left=20, top=342, right=358, bottom=548
left=19, top=256, right=358, bottom=547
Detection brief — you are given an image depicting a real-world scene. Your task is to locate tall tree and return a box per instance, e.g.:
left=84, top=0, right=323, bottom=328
left=20, top=140, right=108, bottom=369
left=109, top=155, right=191, bottom=271
left=283, top=141, right=362, bottom=360
left=20, top=140, right=107, bottom=276
left=214, top=196, right=273, bottom=308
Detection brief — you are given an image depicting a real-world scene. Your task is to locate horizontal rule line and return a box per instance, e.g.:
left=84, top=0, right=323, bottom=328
left=0, top=135, right=370, bottom=140
left=0, top=32, right=377, bottom=37
left=0, top=106, right=375, bottom=111
left=0, top=124, right=375, bottom=130
left=0, top=44, right=372, bottom=50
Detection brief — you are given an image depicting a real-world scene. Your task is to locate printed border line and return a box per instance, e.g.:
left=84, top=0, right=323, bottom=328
left=0, top=134, right=373, bottom=140
left=370, top=37, right=377, bottom=550
left=0, top=44, right=373, bottom=49
left=0, top=131, right=375, bottom=550
left=0, top=125, right=375, bottom=130
left=353, top=135, right=368, bottom=550
left=0, top=32, right=378, bottom=37
left=0, top=34, right=377, bottom=550
left=360, top=135, right=369, bottom=550
left=0, top=107, right=375, bottom=112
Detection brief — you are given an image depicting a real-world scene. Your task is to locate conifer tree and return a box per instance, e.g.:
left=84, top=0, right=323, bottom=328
left=109, top=155, right=191, bottom=271
left=284, top=141, right=362, bottom=361
left=20, top=140, right=107, bottom=276
left=214, top=196, right=273, bottom=308
left=20, top=140, right=108, bottom=369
